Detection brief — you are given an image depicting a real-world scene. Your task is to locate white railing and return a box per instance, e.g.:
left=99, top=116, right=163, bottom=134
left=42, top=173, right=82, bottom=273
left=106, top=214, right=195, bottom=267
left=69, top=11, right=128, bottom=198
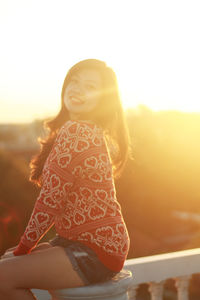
left=124, top=248, right=200, bottom=300
left=32, top=248, right=200, bottom=300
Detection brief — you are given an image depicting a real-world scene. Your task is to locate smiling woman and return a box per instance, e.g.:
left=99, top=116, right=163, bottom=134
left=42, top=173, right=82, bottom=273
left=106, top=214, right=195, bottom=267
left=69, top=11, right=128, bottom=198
left=64, top=69, right=103, bottom=119
left=0, top=58, right=132, bottom=300
left=30, top=58, right=131, bottom=182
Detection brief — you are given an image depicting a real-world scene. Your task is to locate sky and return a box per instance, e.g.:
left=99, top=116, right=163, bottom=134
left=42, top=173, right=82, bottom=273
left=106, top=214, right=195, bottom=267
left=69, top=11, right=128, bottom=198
left=0, top=0, right=200, bottom=123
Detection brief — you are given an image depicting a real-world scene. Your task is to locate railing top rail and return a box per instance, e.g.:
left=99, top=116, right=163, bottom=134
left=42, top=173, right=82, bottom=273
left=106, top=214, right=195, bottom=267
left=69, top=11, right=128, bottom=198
left=124, top=248, right=200, bottom=284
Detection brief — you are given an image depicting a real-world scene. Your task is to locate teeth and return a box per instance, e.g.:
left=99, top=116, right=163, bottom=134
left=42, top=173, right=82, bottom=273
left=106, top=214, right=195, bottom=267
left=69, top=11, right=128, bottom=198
left=71, top=97, right=82, bottom=103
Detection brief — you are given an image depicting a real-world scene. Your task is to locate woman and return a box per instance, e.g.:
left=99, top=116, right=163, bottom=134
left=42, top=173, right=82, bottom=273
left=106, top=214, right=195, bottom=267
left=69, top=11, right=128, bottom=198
left=0, top=59, right=131, bottom=300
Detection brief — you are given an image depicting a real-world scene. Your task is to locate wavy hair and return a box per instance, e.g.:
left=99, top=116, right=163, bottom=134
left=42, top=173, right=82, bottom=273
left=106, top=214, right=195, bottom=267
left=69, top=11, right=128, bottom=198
left=29, top=59, right=132, bottom=186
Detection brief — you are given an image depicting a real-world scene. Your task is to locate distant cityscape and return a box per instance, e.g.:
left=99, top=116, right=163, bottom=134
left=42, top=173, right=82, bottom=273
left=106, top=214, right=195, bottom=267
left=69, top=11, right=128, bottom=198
left=0, top=121, right=47, bottom=151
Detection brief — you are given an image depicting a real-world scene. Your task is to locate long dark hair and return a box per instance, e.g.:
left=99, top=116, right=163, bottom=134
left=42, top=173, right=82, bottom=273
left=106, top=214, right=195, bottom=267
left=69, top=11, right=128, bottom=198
left=30, top=59, right=132, bottom=186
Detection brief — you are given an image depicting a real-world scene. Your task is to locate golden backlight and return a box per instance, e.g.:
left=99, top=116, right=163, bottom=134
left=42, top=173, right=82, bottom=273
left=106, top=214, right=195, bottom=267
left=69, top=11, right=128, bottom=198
left=1, top=1, right=200, bottom=264
left=1, top=0, right=200, bottom=123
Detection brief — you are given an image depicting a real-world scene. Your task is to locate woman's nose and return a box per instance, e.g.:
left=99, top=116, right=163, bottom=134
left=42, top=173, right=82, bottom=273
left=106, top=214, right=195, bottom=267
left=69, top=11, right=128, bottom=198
left=73, top=84, right=85, bottom=96
left=73, top=90, right=84, bottom=99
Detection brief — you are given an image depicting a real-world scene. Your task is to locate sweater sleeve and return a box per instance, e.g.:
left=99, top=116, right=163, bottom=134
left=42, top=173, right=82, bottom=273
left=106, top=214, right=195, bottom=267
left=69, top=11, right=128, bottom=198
left=13, top=123, right=75, bottom=256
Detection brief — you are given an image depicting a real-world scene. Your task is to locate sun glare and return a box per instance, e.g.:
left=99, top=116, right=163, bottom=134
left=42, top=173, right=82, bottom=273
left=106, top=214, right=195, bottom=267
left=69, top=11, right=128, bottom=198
left=0, top=0, right=200, bottom=123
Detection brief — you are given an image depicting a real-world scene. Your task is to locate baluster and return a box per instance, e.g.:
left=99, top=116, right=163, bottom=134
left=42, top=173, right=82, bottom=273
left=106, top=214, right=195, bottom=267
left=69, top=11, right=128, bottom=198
left=128, top=284, right=138, bottom=300
left=148, top=281, right=165, bottom=300
left=175, top=275, right=191, bottom=300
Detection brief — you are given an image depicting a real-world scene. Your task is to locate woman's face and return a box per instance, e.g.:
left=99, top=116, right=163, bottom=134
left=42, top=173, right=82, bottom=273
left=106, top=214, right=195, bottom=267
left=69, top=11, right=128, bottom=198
left=64, top=68, right=103, bottom=119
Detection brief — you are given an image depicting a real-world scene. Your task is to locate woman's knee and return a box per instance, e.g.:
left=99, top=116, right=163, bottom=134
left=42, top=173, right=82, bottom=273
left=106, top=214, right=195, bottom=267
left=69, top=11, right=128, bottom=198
left=0, top=257, right=23, bottom=291
left=0, top=261, right=13, bottom=290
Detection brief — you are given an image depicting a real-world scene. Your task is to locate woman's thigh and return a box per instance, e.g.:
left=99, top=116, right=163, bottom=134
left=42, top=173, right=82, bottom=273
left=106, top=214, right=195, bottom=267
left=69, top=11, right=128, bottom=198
left=31, top=242, right=52, bottom=253
left=0, top=245, right=84, bottom=290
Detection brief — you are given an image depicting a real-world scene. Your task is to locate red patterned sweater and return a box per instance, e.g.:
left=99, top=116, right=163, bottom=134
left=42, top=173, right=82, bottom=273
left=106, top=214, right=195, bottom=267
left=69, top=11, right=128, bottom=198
left=13, top=120, right=130, bottom=272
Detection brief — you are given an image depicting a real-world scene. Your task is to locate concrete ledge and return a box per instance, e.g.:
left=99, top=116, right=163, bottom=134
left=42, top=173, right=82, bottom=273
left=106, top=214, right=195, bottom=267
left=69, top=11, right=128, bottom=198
left=124, top=248, right=200, bottom=284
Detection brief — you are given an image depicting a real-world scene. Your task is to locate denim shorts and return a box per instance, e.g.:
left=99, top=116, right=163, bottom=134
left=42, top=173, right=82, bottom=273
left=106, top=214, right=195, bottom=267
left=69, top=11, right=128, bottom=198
left=49, top=234, right=118, bottom=285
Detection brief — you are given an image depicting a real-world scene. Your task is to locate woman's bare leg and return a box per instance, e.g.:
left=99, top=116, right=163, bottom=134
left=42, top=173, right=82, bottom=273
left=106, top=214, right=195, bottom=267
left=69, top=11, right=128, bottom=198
left=0, top=245, right=85, bottom=300
left=30, top=242, right=52, bottom=253
left=0, top=287, right=37, bottom=300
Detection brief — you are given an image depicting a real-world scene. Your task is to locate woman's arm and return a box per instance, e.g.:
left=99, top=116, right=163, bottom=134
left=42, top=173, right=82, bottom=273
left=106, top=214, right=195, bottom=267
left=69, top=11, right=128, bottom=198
left=13, top=191, right=57, bottom=255
left=13, top=120, right=102, bottom=256
left=13, top=124, right=75, bottom=256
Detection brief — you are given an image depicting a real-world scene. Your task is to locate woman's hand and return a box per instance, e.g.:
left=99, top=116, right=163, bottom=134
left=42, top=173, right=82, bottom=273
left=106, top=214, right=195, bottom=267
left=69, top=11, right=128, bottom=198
left=0, top=245, right=18, bottom=260
left=1, top=251, right=15, bottom=260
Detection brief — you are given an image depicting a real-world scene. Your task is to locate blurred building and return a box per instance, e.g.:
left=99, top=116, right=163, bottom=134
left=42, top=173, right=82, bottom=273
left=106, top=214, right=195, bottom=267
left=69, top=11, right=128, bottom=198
left=0, top=120, right=47, bottom=152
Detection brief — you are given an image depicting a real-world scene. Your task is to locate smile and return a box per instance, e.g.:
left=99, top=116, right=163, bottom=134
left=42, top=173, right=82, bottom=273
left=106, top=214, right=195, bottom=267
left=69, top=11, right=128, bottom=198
left=70, top=95, right=84, bottom=105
